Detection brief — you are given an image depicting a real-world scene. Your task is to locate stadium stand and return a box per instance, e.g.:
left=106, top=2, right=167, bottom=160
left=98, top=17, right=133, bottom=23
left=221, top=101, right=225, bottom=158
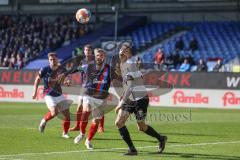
left=127, top=22, right=188, bottom=51
left=0, top=15, right=93, bottom=69
left=25, top=16, right=147, bottom=69
left=1, top=13, right=239, bottom=72
left=136, top=21, right=240, bottom=71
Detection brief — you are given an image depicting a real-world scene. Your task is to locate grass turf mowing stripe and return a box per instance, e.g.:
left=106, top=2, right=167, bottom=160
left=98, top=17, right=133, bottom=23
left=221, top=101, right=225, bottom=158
left=0, top=141, right=240, bottom=158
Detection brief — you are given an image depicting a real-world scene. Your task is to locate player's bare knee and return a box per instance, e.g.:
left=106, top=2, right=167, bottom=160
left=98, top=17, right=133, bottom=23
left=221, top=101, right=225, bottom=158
left=82, top=104, right=91, bottom=112
left=50, top=110, right=58, bottom=117
left=93, top=118, right=100, bottom=124
left=115, top=120, right=120, bottom=128
left=137, top=122, right=148, bottom=132
left=138, top=126, right=146, bottom=132
left=63, top=115, right=70, bottom=121
left=115, top=120, right=124, bottom=128
left=77, top=105, right=83, bottom=111
left=63, top=111, right=70, bottom=120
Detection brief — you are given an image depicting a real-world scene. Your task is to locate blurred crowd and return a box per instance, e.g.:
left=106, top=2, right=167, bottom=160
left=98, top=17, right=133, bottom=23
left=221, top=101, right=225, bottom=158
left=0, top=15, right=94, bottom=69
left=152, top=37, right=222, bottom=72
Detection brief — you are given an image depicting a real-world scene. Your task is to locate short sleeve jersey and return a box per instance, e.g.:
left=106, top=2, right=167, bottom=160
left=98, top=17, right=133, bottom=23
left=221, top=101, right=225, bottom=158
left=80, top=59, right=94, bottom=87
left=120, top=57, right=147, bottom=101
left=39, top=66, right=66, bottom=97
left=84, top=63, right=118, bottom=99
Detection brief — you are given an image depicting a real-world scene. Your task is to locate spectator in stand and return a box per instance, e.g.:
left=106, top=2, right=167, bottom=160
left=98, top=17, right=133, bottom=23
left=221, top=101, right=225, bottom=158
left=136, top=56, right=143, bottom=70
left=165, top=54, right=174, bottom=70
left=154, top=48, right=165, bottom=65
left=212, top=59, right=223, bottom=72
left=0, top=49, right=3, bottom=59
left=9, top=53, right=16, bottom=69
left=196, top=59, right=208, bottom=72
left=154, top=59, right=167, bottom=71
left=15, top=53, right=24, bottom=69
left=172, top=48, right=180, bottom=68
left=189, top=37, right=199, bottom=51
left=79, top=25, right=85, bottom=36
left=0, top=15, right=94, bottom=69
left=175, top=37, right=184, bottom=50
left=178, top=58, right=190, bottom=72
left=2, top=54, right=9, bottom=67
left=0, top=57, right=2, bottom=67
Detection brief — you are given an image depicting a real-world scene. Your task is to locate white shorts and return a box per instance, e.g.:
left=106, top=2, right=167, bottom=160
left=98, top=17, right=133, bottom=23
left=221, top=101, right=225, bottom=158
left=82, top=95, right=107, bottom=119
left=78, top=95, right=83, bottom=104
left=78, top=88, right=87, bottom=105
left=44, top=95, right=72, bottom=112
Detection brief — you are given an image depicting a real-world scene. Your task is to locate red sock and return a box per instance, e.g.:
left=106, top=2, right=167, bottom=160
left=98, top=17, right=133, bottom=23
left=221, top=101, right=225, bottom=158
left=76, top=109, right=82, bottom=128
left=99, top=116, right=104, bottom=128
left=63, top=116, right=70, bottom=134
left=88, top=122, right=99, bottom=141
left=44, top=111, right=54, bottom=122
left=80, top=111, right=91, bottom=135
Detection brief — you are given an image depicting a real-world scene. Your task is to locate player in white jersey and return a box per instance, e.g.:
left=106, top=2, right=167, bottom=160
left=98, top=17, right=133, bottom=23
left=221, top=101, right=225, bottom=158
left=115, top=44, right=167, bottom=155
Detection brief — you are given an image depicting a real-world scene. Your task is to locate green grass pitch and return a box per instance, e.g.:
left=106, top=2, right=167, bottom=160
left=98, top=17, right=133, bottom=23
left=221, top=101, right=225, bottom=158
left=0, top=102, right=240, bottom=160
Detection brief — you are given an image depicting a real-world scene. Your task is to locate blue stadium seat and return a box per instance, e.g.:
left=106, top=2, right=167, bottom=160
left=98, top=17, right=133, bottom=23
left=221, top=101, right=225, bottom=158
left=131, top=21, right=240, bottom=70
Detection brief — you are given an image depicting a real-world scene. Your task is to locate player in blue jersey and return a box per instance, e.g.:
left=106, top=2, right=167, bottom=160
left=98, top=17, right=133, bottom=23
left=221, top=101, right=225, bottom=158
left=32, top=52, right=72, bottom=138
left=74, top=48, right=121, bottom=149
left=69, top=44, right=105, bottom=133
left=69, top=44, right=94, bottom=131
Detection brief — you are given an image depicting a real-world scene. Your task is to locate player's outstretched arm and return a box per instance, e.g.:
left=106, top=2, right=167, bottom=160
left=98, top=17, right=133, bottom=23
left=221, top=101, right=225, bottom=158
left=115, top=75, right=134, bottom=114
left=58, top=73, right=72, bottom=86
left=32, top=75, right=41, bottom=99
left=115, top=95, right=123, bottom=114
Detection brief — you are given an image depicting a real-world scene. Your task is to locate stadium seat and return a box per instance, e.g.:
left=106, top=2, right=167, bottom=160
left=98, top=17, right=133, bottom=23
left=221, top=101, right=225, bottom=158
left=138, top=21, right=240, bottom=70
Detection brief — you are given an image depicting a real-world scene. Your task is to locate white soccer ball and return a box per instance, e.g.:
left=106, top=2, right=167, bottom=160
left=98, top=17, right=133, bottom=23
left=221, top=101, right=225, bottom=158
left=75, top=8, right=91, bottom=24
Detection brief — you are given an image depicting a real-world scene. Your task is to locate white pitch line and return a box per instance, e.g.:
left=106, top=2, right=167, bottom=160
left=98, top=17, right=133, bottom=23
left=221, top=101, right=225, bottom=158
left=168, top=141, right=240, bottom=148
left=0, top=158, right=22, bottom=160
left=0, top=127, right=36, bottom=130
left=0, top=140, right=240, bottom=158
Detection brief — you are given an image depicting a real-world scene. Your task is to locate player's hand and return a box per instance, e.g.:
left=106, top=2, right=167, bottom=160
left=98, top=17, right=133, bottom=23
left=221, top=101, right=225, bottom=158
left=64, top=79, right=71, bottom=86
left=115, top=105, right=121, bottom=114
left=32, top=92, right=37, bottom=99
left=114, top=63, right=121, bottom=75
left=126, top=74, right=134, bottom=81
left=58, top=73, right=66, bottom=84
left=115, top=104, right=122, bottom=114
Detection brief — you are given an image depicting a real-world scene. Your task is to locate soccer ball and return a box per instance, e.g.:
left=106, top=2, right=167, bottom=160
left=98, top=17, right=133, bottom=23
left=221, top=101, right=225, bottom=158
left=75, top=8, right=91, bottom=24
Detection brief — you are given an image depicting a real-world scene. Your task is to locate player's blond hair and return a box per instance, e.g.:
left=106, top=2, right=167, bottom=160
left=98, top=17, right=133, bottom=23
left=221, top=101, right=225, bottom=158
left=120, top=43, right=132, bottom=55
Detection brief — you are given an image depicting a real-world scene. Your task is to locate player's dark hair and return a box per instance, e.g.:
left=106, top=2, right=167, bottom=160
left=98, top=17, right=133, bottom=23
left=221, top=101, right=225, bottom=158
left=83, top=44, right=93, bottom=55
left=84, top=44, right=92, bottom=50
left=48, top=52, right=57, bottom=58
